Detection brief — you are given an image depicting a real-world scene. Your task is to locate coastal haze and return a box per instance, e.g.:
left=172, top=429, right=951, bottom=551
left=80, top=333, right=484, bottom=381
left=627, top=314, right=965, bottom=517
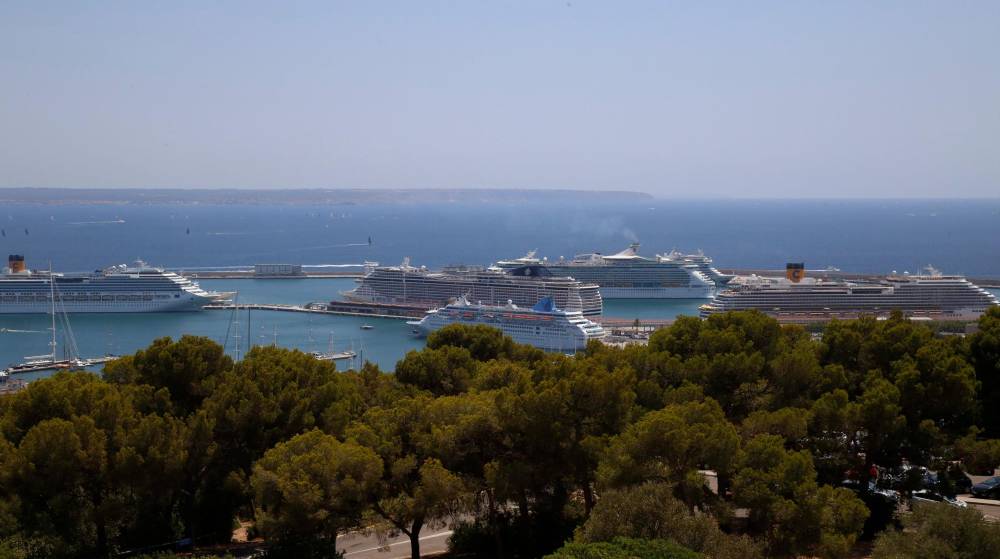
left=2, top=1, right=999, bottom=197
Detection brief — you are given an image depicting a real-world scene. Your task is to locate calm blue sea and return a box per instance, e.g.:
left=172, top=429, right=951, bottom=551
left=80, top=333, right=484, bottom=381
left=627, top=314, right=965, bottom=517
left=2, top=199, right=999, bottom=275
left=2, top=199, right=999, bottom=375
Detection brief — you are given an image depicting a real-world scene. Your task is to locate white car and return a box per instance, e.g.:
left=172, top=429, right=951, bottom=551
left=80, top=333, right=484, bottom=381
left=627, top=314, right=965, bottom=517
left=911, top=490, right=967, bottom=509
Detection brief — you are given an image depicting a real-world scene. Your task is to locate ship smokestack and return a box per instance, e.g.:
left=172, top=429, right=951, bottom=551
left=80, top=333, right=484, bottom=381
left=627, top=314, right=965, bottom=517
left=8, top=254, right=25, bottom=273
left=786, top=262, right=805, bottom=283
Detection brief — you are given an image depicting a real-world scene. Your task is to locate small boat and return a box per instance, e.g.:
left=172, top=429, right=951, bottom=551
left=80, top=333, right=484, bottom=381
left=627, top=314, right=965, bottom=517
left=309, top=332, right=357, bottom=362
left=360, top=324, right=374, bottom=330
left=310, top=350, right=357, bottom=362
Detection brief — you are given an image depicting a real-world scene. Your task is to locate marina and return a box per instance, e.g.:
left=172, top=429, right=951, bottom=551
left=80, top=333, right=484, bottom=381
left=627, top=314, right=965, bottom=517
left=2, top=355, right=117, bottom=377
left=3, top=272, right=999, bottom=380
left=0, top=277, right=711, bottom=375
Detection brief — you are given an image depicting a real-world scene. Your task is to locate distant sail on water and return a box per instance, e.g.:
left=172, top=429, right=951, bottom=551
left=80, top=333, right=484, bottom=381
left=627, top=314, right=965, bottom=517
left=68, top=219, right=126, bottom=225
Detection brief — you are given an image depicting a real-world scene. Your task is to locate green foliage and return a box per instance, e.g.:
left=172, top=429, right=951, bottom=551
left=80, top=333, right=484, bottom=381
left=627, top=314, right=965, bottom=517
left=103, top=335, right=232, bottom=415
left=740, top=407, right=809, bottom=443
left=871, top=503, right=1000, bottom=559
left=395, top=346, right=477, bottom=396
left=251, top=430, right=381, bottom=553
left=599, top=398, right=740, bottom=491
left=545, top=537, right=702, bottom=559
left=575, top=482, right=762, bottom=559
left=954, top=429, right=1000, bottom=474
left=6, top=313, right=1000, bottom=559
left=971, top=307, right=1000, bottom=436
left=732, top=435, right=868, bottom=558
left=427, top=323, right=515, bottom=361
left=0, top=373, right=198, bottom=557
left=347, top=394, right=467, bottom=558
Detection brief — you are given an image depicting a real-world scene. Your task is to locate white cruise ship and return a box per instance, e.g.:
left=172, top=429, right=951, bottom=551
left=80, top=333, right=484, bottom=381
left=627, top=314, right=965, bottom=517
left=495, top=244, right=715, bottom=299
left=0, top=255, right=230, bottom=314
left=408, top=296, right=606, bottom=351
left=661, top=250, right=734, bottom=287
left=700, top=263, right=999, bottom=322
left=343, top=258, right=603, bottom=317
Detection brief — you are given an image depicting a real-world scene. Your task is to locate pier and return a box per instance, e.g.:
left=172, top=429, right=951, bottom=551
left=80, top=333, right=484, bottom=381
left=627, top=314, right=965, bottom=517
left=2, top=355, right=118, bottom=377
left=203, top=302, right=427, bottom=320
left=182, top=270, right=363, bottom=279
left=203, top=303, right=678, bottom=330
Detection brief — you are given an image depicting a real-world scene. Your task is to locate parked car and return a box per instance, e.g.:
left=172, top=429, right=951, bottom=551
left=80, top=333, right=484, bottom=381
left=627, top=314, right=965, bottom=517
left=971, top=476, right=1000, bottom=499
left=840, top=479, right=900, bottom=504
left=911, top=489, right=967, bottom=509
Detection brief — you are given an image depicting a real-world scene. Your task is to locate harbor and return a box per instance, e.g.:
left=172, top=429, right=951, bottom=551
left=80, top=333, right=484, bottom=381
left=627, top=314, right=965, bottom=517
left=2, top=355, right=117, bottom=377
left=3, top=252, right=999, bottom=376
left=0, top=276, right=709, bottom=374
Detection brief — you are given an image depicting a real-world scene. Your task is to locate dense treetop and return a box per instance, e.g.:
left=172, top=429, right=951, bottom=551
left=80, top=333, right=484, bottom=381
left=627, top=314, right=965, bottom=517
left=2, top=308, right=1000, bottom=558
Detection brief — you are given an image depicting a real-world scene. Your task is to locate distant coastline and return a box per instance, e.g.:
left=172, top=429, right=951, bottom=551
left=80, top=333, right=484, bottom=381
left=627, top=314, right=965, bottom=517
left=0, top=187, right=654, bottom=206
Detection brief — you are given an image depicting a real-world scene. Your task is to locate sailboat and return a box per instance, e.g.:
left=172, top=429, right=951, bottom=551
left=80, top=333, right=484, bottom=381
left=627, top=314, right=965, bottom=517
left=2, top=266, right=117, bottom=376
left=310, top=331, right=357, bottom=362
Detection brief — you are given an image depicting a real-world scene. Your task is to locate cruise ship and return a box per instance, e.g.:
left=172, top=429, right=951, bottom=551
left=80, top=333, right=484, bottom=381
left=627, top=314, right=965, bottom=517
left=699, top=263, right=999, bottom=322
left=662, top=250, right=734, bottom=287
left=0, top=255, right=230, bottom=314
left=408, top=296, right=606, bottom=351
left=495, top=244, right=716, bottom=298
left=343, top=258, right=603, bottom=317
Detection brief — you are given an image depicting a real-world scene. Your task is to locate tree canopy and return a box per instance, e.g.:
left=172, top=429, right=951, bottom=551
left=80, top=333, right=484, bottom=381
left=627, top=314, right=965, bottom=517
left=2, top=307, right=1000, bottom=559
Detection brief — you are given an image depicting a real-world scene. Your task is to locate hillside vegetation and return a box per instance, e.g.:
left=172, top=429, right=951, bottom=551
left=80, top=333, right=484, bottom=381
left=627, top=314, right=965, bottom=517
left=2, top=307, right=1000, bottom=558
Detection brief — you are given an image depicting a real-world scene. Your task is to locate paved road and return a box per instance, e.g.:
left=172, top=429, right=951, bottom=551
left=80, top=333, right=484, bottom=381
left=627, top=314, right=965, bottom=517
left=961, top=475, right=1000, bottom=520
left=956, top=495, right=1000, bottom=520
left=337, top=526, right=453, bottom=559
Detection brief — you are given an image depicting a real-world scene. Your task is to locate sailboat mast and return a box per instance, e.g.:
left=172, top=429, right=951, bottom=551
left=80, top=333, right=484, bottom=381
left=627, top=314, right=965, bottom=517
left=49, top=262, right=56, bottom=362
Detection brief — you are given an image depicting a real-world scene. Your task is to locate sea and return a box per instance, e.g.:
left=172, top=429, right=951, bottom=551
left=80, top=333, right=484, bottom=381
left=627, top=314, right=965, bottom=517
left=2, top=198, right=999, bottom=376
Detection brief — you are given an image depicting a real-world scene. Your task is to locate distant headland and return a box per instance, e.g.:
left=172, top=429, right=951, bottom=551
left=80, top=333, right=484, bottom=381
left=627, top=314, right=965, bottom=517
left=0, top=188, right=654, bottom=206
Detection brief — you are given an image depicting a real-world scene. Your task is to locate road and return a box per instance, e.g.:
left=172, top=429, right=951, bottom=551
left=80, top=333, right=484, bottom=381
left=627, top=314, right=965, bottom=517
left=337, top=526, right=453, bottom=559
left=958, top=474, right=1000, bottom=520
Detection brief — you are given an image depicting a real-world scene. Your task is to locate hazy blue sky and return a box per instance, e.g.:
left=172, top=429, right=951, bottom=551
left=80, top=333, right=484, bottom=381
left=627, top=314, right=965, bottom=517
left=1, top=1, right=997, bottom=197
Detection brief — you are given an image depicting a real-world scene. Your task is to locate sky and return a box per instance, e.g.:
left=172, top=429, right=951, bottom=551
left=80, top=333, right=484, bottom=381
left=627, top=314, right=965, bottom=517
left=1, top=1, right=997, bottom=197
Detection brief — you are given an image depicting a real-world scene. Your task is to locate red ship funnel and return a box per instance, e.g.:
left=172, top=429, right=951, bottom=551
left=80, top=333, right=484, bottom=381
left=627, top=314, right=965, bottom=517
left=8, top=254, right=25, bottom=273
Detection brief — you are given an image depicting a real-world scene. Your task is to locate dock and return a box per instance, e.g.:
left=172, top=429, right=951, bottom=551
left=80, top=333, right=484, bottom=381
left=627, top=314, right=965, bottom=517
left=182, top=270, right=363, bottom=279
left=203, top=302, right=427, bottom=320
left=2, top=355, right=119, bottom=377
left=204, top=302, right=679, bottom=330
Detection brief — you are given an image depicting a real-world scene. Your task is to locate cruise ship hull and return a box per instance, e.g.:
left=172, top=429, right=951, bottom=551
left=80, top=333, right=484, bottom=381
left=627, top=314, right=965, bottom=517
left=1, top=256, right=226, bottom=314
left=495, top=245, right=719, bottom=300
left=700, top=272, right=999, bottom=323
left=345, top=263, right=604, bottom=317
left=598, top=286, right=714, bottom=299
left=412, top=316, right=597, bottom=351
left=409, top=297, right=606, bottom=352
left=0, top=294, right=213, bottom=314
